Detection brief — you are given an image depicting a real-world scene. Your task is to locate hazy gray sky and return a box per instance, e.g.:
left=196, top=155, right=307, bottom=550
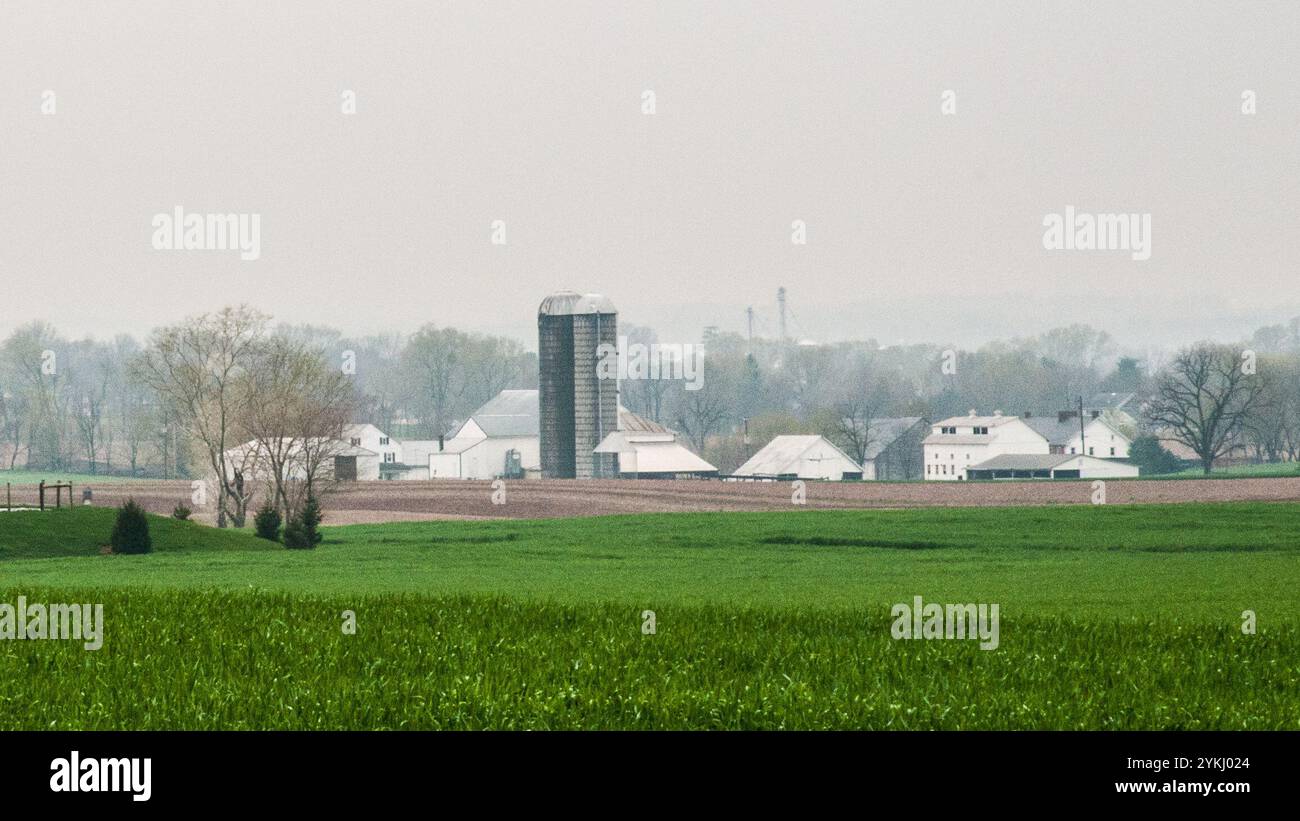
left=2, top=1, right=1297, bottom=350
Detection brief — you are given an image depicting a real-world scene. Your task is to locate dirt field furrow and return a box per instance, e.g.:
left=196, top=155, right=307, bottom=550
left=6, top=476, right=1300, bottom=525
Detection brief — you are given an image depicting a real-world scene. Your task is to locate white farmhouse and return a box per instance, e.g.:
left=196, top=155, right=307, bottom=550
left=731, top=435, right=863, bottom=481
left=342, top=423, right=401, bottom=478
left=1021, top=411, right=1132, bottom=459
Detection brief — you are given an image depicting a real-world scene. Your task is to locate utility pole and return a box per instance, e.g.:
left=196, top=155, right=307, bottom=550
left=1078, top=395, right=1086, bottom=458
left=777, top=287, right=787, bottom=343
left=746, top=306, right=754, bottom=353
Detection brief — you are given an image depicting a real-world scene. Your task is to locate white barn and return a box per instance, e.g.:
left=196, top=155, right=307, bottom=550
left=731, top=435, right=862, bottom=481
left=222, top=436, right=379, bottom=482
left=429, top=390, right=542, bottom=479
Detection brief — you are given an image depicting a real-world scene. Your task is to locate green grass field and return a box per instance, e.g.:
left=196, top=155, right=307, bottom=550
left=1168, top=461, right=1300, bottom=478
left=0, top=470, right=156, bottom=485
left=1, top=503, right=1297, bottom=729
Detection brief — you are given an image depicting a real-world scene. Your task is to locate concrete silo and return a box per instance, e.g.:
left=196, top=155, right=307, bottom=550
left=538, top=291, right=619, bottom=478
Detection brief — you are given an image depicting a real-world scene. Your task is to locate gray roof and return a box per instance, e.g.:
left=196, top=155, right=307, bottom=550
left=1085, top=392, right=1135, bottom=412
left=467, top=389, right=540, bottom=437
left=861, top=417, right=925, bottom=461
left=459, top=390, right=666, bottom=439
left=618, top=407, right=671, bottom=434
left=537, top=291, right=617, bottom=316
left=1022, top=416, right=1084, bottom=446
left=968, top=454, right=1074, bottom=471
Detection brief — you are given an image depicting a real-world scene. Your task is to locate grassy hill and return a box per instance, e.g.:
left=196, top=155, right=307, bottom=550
left=0, top=506, right=271, bottom=560
left=0, top=470, right=156, bottom=485
left=2, top=502, right=1298, bottom=618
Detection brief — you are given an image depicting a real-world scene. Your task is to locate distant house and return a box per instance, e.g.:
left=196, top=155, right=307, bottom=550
left=594, top=408, right=717, bottom=478
left=1085, top=392, right=1139, bottom=428
left=923, top=410, right=1135, bottom=481
left=1020, top=410, right=1132, bottom=459
left=859, top=417, right=929, bottom=480
left=731, top=435, right=862, bottom=481
left=429, top=389, right=542, bottom=480
left=342, top=423, right=402, bottom=479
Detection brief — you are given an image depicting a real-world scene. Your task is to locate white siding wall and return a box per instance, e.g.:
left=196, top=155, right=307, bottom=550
left=459, top=436, right=539, bottom=480
left=1062, top=419, right=1131, bottom=458
left=429, top=452, right=463, bottom=478
left=923, top=418, right=1048, bottom=481
left=794, top=440, right=860, bottom=480
left=345, top=424, right=401, bottom=467
left=1060, top=456, right=1140, bottom=478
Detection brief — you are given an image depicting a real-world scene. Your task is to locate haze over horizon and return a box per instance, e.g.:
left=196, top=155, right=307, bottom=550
left=3, top=1, right=1297, bottom=351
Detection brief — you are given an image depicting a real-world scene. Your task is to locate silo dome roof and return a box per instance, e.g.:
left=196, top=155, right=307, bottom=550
left=538, top=290, right=617, bottom=316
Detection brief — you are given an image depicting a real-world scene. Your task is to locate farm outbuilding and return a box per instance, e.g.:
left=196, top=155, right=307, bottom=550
left=859, top=417, right=929, bottom=480
left=593, top=409, right=718, bottom=479
left=965, top=453, right=1139, bottom=480
left=730, top=435, right=862, bottom=481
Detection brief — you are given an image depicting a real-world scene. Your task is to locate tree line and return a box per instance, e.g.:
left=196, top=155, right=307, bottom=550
left=3, top=308, right=1299, bottom=501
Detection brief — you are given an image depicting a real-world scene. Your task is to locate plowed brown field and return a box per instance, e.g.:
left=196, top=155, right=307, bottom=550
left=8, top=476, right=1300, bottom=525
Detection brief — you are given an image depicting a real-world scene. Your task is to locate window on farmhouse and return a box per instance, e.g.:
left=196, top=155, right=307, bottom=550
left=350, top=438, right=361, bottom=447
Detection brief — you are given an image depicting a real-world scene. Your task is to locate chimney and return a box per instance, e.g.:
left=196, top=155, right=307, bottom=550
left=1090, top=410, right=1100, bottom=419
left=438, top=434, right=444, bottom=452
left=968, top=409, right=977, bottom=418
left=1023, top=411, right=1033, bottom=418
left=993, top=410, right=1003, bottom=417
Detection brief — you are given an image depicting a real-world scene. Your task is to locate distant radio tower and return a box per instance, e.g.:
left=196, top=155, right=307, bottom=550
left=777, top=286, right=787, bottom=342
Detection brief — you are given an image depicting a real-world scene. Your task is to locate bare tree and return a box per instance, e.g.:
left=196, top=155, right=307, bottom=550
left=1145, top=343, right=1266, bottom=475
left=135, top=306, right=267, bottom=527
left=822, top=395, right=877, bottom=466
left=241, top=335, right=355, bottom=522
left=672, top=360, right=733, bottom=455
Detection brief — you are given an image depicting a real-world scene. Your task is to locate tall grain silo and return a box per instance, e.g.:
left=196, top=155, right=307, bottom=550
left=538, top=291, right=619, bottom=478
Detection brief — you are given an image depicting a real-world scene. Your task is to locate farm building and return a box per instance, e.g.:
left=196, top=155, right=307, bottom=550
left=859, top=417, right=929, bottom=480
left=342, top=423, right=401, bottom=479
left=965, top=453, right=1139, bottom=480
left=430, top=389, right=715, bottom=480
left=222, top=436, right=380, bottom=482
left=1021, top=410, right=1132, bottom=459
left=924, top=409, right=1134, bottom=481
left=429, top=389, right=542, bottom=479
left=594, top=409, right=717, bottom=478
left=730, top=435, right=862, bottom=481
